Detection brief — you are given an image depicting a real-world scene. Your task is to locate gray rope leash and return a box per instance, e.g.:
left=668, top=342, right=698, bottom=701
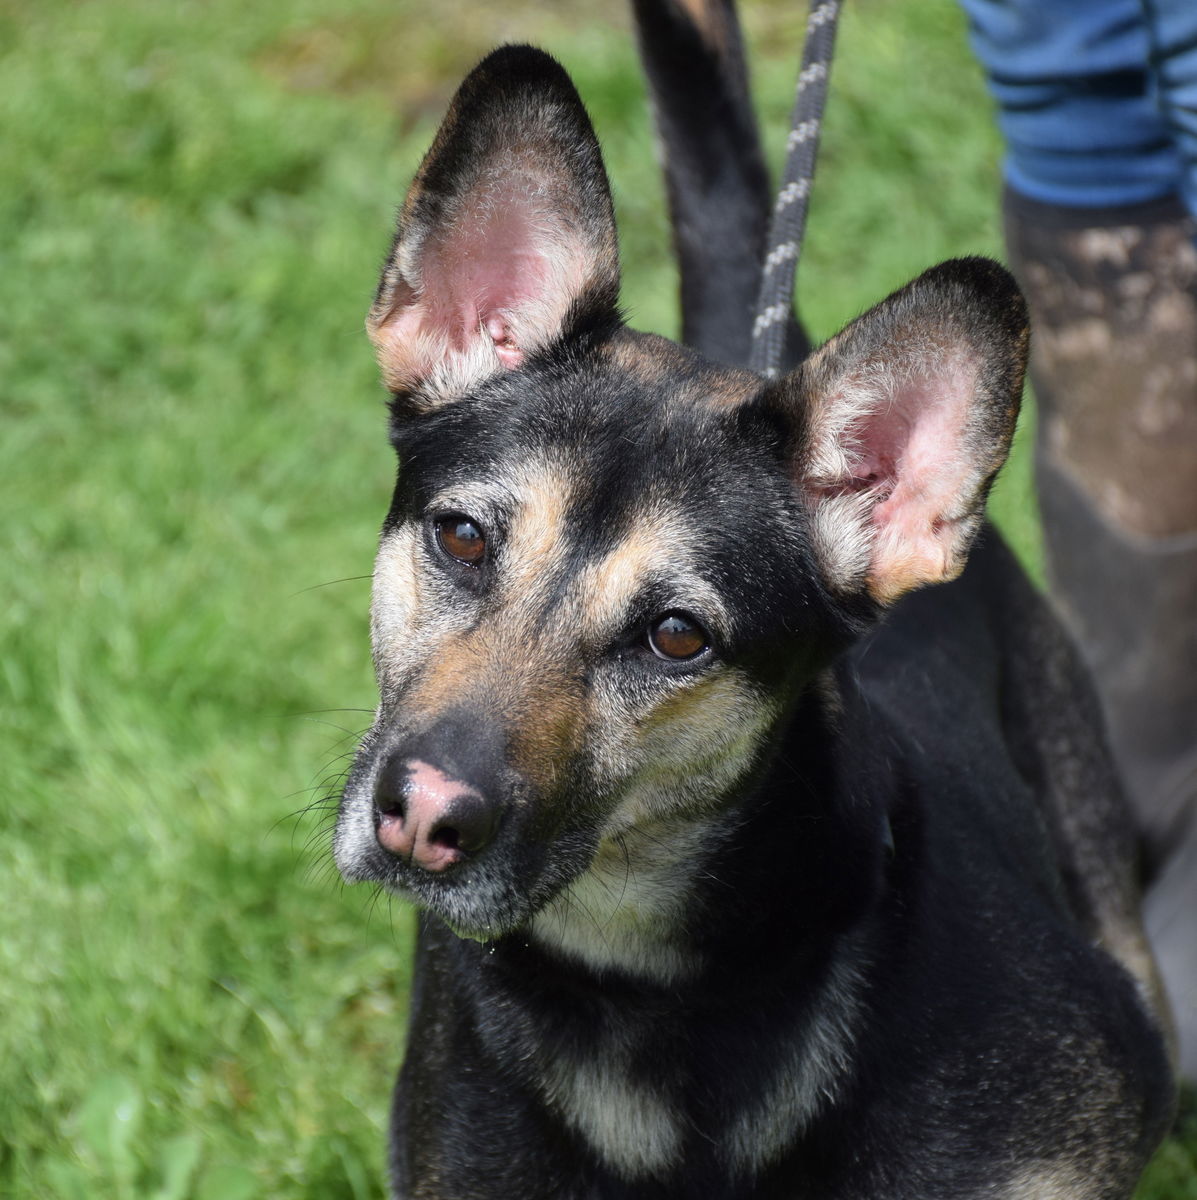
left=748, top=0, right=842, bottom=378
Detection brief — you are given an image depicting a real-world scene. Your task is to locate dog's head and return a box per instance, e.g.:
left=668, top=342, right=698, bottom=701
left=333, top=47, right=1027, bottom=946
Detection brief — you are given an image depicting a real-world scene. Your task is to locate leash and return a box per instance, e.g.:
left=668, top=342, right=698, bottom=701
left=748, top=0, right=842, bottom=378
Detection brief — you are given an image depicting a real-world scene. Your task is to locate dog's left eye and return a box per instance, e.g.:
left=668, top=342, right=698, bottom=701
left=435, top=513, right=486, bottom=566
left=646, top=612, right=709, bottom=661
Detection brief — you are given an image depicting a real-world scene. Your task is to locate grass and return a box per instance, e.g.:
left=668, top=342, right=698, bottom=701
left=0, top=0, right=1191, bottom=1195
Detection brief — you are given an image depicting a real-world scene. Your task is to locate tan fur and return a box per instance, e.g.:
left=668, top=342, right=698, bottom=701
left=403, top=629, right=495, bottom=713
left=593, top=669, right=778, bottom=835
left=674, top=0, right=735, bottom=65
left=576, top=512, right=730, bottom=643
left=507, top=666, right=588, bottom=794
left=383, top=459, right=586, bottom=790
left=604, top=329, right=759, bottom=410
left=1001, top=1163, right=1088, bottom=1199
left=396, top=613, right=585, bottom=796
left=497, top=458, right=574, bottom=602
left=724, top=949, right=869, bottom=1173
left=542, top=1050, right=685, bottom=1179
left=529, top=817, right=726, bottom=983
left=372, top=525, right=434, bottom=697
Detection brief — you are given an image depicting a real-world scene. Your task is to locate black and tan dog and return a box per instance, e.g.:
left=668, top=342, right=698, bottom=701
left=333, top=9, right=1176, bottom=1198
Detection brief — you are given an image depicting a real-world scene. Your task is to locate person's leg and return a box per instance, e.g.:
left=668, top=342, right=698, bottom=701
left=1003, top=190, right=1197, bottom=1080
left=1142, top=0, right=1197, bottom=219
left=963, top=0, right=1197, bottom=1080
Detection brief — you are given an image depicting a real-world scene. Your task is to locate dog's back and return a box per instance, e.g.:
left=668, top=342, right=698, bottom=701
left=826, top=537, right=1174, bottom=1192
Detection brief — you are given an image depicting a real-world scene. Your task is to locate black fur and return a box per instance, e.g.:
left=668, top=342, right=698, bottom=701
left=332, top=33, right=1177, bottom=1200
left=631, top=0, right=809, bottom=366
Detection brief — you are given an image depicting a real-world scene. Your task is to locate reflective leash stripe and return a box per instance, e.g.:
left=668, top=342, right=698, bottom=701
left=748, top=0, right=842, bottom=378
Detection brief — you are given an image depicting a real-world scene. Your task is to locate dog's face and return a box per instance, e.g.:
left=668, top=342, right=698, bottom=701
left=335, top=333, right=842, bottom=939
left=334, top=47, right=1027, bottom=946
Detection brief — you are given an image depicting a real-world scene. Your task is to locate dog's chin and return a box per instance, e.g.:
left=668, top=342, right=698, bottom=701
left=394, top=865, right=549, bottom=943
left=334, top=806, right=597, bottom=942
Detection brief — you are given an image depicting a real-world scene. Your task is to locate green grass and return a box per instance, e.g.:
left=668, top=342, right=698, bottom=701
left=0, top=0, right=1191, bottom=1195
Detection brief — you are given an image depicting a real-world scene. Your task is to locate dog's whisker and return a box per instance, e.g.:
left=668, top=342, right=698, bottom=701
left=288, top=574, right=373, bottom=598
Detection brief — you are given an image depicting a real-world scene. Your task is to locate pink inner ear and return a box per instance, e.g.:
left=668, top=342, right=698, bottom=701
left=843, top=405, right=906, bottom=496
left=867, top=360, right=978, bottom=592
left=372, top=178, right=589, bottom=392
left=431, top=222, right=561, bottom=369
left=484, top=315, right=522, bottom=368
left=818, top=353, right=980, bottom=601
left=871, top=369, right=972, bottom=504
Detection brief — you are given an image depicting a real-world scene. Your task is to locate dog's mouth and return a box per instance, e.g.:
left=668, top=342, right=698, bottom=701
left=334, top=752, right=600, bottom=941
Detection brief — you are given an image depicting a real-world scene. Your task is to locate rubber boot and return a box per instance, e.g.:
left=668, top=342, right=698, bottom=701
left=1003, top=188, right=1197, bottom=1082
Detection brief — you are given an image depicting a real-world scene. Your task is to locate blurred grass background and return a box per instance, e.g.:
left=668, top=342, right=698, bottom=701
left=1, top=0, right=1193, bottom=1196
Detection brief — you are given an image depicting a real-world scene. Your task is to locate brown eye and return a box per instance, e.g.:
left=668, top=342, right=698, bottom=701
left=647, top=612, right=709, bottom=661
left=436, top=514, right=486, bottom=565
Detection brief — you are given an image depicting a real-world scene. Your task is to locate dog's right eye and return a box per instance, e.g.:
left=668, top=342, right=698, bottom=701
left=646, top=612, right=709, bottom=661
left=435, top=514, right=486, bottom=566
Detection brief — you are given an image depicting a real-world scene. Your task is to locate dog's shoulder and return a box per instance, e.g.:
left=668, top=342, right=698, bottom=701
left=826, top=532, right=1175, bottom=1180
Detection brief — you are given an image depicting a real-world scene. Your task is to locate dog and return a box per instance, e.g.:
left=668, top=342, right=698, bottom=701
left=332, top=10, right=1176, bottom=1197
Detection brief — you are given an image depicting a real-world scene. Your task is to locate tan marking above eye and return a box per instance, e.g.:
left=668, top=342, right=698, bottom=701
left=436, top=513, right=486, bottom=565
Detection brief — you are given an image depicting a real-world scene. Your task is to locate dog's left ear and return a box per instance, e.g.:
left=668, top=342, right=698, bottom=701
left=770, top=258, right=1028, bottom=605
left=369, top=46, right=620, bottom=409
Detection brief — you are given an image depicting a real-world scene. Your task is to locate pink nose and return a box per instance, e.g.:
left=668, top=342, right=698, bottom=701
left=374, top=758, right=499, bottom=872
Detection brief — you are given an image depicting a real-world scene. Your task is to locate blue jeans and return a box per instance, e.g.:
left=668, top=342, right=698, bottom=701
left=961, top=0, right=1197, bottom=215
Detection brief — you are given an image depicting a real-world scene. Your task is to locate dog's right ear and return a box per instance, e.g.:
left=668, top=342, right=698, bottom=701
left=767, top=258, right=1028, bottom=607
left=368, top=46, right=621, bottom=411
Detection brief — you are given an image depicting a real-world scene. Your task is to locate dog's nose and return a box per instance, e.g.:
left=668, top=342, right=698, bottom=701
left=374, top=756, right=500, bottom=871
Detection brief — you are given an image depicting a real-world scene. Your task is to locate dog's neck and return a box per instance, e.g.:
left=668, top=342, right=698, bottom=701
left=526, top=674, right=888, bottom=987
left=448, top=678, right=890, bottom=1182
left=527, top=810, right=742, bottom=984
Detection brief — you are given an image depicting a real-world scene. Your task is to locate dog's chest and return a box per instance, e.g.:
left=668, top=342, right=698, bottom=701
left=503, top=950, right=866, bottom=1186
left=540, top=1034, right=686, bottom=1179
